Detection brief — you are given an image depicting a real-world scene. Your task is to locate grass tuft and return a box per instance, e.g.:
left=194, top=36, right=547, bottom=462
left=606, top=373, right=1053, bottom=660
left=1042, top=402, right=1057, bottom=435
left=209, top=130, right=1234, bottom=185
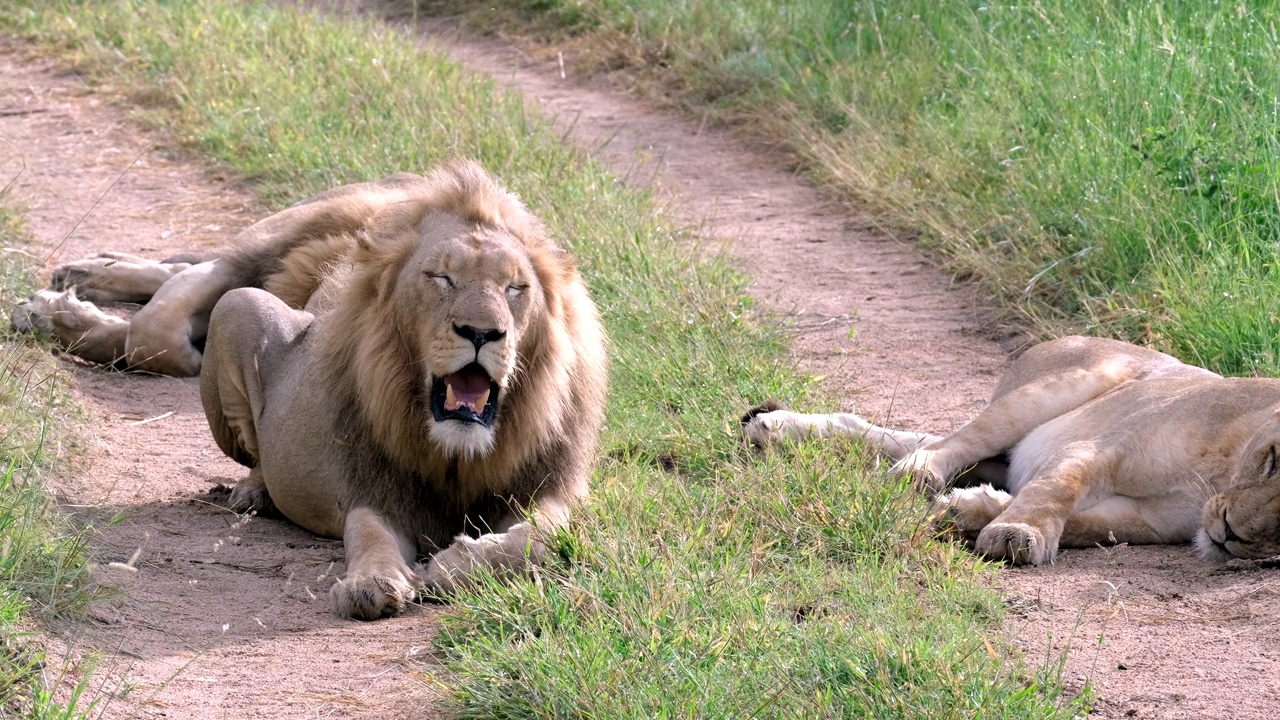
left=0, top=202, right=94, bottom=718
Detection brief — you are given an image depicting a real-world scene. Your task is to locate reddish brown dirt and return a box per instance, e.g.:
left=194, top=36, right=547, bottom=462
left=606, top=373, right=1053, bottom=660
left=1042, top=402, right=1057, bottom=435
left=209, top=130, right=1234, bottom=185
left=3, top=4, right=1279, bottom=717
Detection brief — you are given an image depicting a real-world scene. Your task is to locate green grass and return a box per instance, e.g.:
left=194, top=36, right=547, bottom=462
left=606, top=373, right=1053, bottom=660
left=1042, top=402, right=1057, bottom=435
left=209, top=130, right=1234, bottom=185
left=438, top=0, right=1280, bottom=378
left=0, top=205, right=94, bottom=718
left=2, top=1, right=1081, bottom=716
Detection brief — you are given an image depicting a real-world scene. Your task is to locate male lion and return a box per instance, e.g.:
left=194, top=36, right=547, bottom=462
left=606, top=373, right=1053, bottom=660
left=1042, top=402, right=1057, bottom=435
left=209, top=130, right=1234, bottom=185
left=743, top=336, right=1280, bottom=565
left=15, top=161, right=609, bottom=618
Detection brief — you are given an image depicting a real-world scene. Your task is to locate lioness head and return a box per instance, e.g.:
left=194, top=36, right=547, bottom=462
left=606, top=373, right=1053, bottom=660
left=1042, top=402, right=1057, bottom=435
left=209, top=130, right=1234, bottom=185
left=1197, top=412, right=1280, bottom=561
left=323, top=161, right=584, bottom=463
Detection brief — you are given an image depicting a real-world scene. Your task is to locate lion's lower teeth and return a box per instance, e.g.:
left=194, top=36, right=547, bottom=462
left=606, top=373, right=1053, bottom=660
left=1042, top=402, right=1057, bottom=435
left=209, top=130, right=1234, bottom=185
left=445, top=383, right=490, bottom=413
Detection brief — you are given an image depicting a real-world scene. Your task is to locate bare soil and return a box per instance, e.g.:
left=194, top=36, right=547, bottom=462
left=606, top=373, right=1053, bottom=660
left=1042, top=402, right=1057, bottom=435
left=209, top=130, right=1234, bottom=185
left=3, top=6, right=1279, bottom=718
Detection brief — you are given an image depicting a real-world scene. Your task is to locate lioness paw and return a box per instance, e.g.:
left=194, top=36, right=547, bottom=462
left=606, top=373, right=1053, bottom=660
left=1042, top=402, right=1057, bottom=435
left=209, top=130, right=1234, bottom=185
left=50, top=254, right=188, bottom=305
left=11, top=289, right=94, bottom=335
left=889, top=448, right=952, bottom=495
left=930, top=485, right=1014, bottom=543
left=740, top=403, right=815, bottom=449
left=975, top=522, right=1054, bottom=565
left=329, top=568, right=418, bottom=620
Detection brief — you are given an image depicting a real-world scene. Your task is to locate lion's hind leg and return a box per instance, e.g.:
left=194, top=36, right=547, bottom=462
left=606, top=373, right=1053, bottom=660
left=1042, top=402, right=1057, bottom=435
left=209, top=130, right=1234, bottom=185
left=50, top=252, right=197, bottom=304
left=11, top=289, right=129, bottom=366
left=226, top=466, right=278, bottom=517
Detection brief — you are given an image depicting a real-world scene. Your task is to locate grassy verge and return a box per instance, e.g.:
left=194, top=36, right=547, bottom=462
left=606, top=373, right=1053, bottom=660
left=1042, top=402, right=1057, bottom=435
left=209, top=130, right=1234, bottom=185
left=3, top=1, right=1080, bottom=716
left=435, top=0, right=1280, bottom=377
left=0, top=205, right=93, bottom=717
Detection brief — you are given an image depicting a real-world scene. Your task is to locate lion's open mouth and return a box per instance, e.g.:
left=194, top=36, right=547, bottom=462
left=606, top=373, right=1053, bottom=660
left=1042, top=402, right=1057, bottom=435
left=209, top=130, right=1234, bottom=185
left=431, top=363, right=500, bottom=427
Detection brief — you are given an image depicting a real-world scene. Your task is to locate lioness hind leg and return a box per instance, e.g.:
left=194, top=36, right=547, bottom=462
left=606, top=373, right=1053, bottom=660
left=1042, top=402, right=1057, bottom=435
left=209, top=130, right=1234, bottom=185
left=930, top=485, right=1014, bottom=544
left=51, top=253, right=196, bottom=304
left=741, top=402, right=940, bottom=456
left=893, top=365, right=1136, bottom=493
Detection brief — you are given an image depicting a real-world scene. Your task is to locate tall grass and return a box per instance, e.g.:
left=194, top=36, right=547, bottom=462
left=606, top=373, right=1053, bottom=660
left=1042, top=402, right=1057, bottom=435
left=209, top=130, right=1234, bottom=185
left=451, top=0, right=1280, bottom=377
left=3, top=1, right=1081, bottom=716
left=0, top=205, right=93, bottom=718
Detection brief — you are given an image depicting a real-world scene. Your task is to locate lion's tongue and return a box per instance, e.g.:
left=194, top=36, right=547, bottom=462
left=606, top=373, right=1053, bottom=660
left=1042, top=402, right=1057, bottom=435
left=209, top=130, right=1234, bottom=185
left=443, top=369, right=491, bottom=413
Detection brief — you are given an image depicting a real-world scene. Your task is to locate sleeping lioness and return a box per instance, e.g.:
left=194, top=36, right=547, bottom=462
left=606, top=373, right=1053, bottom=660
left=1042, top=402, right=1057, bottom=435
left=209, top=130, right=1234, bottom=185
left=744, top=336, right=1280, bottom=565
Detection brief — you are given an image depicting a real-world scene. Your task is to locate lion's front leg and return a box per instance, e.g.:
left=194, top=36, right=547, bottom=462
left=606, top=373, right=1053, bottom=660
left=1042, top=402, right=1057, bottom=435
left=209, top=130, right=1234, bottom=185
left=330, top=507, right=420, bottom=620
left=975, top=441, right=1107, bottom=565
left=423, top=491, right=575, bottom=596
left=422, top=522, right=546, bottom=596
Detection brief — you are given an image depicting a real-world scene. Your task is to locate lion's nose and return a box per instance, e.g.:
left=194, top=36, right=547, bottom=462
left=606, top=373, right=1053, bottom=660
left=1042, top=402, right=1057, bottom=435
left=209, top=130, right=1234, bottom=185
left=453, top=324, right=506, bottom=351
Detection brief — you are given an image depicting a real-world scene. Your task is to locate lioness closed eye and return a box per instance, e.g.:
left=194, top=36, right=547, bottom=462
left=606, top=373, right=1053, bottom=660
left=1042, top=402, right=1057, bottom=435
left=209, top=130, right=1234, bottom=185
left=744, top=336, right=1280, bottom=566
left=15, top=161, right=609, bottom=619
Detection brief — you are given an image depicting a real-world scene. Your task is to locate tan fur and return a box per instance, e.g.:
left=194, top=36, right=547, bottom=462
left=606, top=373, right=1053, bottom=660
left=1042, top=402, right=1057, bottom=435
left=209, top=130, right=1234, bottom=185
left=744, top=336, right=1280, bottom=565
left=18, top=161, right=609, bottom=618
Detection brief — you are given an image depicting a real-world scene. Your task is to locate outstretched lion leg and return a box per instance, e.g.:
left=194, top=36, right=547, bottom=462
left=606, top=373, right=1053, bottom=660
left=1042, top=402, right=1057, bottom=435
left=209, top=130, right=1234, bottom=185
left=15, top=259, right=243, bottom=376
left=51, top=252, right=199, bottom=304
left=11, top=289, right=130, bottom=366
left=743, top=403, right=940, bottom=458
left=122, top=259, right=248, bottom=376
left=975, top=440, right=1109, bottom=565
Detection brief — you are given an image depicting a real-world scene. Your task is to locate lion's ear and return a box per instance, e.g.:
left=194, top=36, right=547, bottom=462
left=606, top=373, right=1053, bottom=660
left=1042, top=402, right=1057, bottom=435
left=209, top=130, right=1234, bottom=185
left=355, top=201, right=432, bottom=264
left=354, top=226, right=376, bottom=256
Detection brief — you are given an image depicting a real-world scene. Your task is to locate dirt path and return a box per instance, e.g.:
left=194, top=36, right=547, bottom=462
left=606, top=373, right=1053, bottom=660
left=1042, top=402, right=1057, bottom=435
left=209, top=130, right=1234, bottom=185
left=3, top=4, right=1278, bottom=717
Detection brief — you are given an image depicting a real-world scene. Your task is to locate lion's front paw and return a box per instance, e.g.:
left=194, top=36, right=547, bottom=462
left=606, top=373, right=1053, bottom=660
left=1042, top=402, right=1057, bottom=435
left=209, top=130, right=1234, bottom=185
left=423, top=529, right=539, bottom=597
left=975, top=521, right=1055, bottom=565
left=329, top=566, right=418, bottom=620
left=422, top=536, right=484, bottom=596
